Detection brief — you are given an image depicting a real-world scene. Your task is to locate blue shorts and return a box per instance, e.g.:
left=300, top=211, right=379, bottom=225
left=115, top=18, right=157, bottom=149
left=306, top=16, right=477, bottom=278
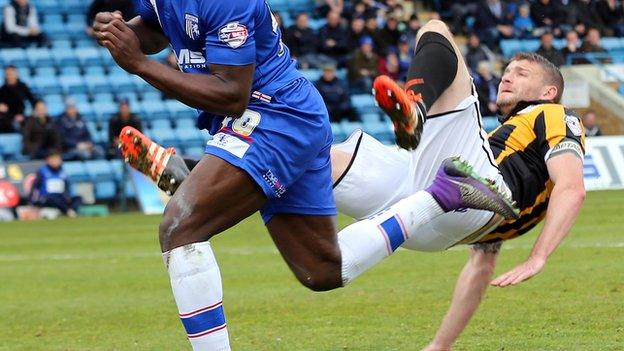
left=204, top=78, right=336, bottom=223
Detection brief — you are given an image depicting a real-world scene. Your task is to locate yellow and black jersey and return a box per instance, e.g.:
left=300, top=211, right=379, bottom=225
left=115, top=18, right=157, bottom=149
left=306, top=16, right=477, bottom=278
left=477, top=103, right=585, bottom=243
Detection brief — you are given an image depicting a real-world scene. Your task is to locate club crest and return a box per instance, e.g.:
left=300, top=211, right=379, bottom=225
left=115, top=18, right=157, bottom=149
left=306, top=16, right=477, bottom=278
left=185, top=14, right=200, bottom=40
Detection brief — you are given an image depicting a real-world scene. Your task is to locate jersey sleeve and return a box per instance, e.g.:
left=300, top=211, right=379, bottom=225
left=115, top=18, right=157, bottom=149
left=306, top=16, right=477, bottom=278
left=539, top=105, right=586, bottom=160
left=135, top=0, right=159, bottom=25
left=200, top=0, right=256, bottom=65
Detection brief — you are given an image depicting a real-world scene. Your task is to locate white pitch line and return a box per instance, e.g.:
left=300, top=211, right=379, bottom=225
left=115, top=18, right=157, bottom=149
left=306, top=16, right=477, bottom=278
left=0, top=243, right=622, bottom=262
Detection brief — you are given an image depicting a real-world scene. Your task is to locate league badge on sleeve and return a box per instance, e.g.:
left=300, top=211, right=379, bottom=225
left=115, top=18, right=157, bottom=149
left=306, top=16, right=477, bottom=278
left=565, top=115, right=583, bottom=136
left=219, top=22, right=248, bottom=49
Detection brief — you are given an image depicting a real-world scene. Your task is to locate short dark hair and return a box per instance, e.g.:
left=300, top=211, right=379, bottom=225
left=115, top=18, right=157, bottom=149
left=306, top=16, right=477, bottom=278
left=512, top=52, right=564, bottom=102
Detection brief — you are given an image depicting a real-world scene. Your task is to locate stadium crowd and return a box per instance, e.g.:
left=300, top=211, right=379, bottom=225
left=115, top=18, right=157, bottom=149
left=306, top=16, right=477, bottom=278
left=0, top=0, right=622, bottom=216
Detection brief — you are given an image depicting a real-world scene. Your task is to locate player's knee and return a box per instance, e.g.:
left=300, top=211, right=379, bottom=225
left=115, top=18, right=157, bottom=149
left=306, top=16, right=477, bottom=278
left=159, top=199, right=194, bottom=251
left=294, top=258, right=342, bottom=291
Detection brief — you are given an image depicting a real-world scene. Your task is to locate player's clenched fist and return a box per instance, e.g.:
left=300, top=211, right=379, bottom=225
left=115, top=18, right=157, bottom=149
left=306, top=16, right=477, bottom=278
left=93, top=13, right=146, bottom=75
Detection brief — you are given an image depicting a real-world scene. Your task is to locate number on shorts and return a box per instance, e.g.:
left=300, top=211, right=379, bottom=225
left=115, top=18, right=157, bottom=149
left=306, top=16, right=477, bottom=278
left=232, top=110, right=261, bottom=136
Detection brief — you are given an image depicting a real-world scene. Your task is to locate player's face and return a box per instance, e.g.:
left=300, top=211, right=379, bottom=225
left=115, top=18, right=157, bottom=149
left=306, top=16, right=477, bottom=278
left=497, top=60, right=548, bottom=115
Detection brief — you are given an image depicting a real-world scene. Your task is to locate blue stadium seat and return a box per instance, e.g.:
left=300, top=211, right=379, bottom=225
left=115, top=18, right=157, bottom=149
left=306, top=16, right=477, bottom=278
left=59, top=65, right=81, bottom=76
left=149, top=128, right=179, bottom=146
left=33, top=66, right=56, bottom=77
left=71, top=93, right=90, bottom=104
left=108, top=74, right=135, bottom=93
left=41, top=13, right=63, bottom=24
left=176, top=128, right=203, bottom=148
left=150, top=118, right=172, bottom=130
left=92, top=92, right=115, bottom=104
left=67, top=14, right=85, bottom=25
left=165, top=100, right=196, bottom=119
left=42, top=22, right=69, bottom=39
left=175, top=117, right=196, bottom=130
left=482, top=116, right=500, bottom=132
left=131, top=75, right=151, bottom=93
left=116, top=92, right=140, bottom=106
left=74, top=38, right=97, bottom=48
left=92, top=101, right=118, bottom=121
left=140, top=100, right=169, bottom=120
left=602, top=37, right=623, bottom=51
left=335, top=68, right=347, bottom=80
left=0, top=48, right=28, bottom=67
left=31, top=75, right=62, bottom=95
left=59, top=75, right=88, bottom=94
left=360, top=112, right=381, bottom=123
left=85, top=75, right=114, bottom=94
left=0, top=133, right=24, bottom=160
left=25, top=47, right=54, bottom=67
left=330, top=123, right=347, bottom=143
left=51, top=47, right=80, bottom=66
left=499, top=39, right=522, bottom=58
left=184, top=146, right=205, bottom=158
left=76, top=101, right=95, bottom=118
left=84, top=65, right=106, bottom=77
left=51, top=39, right=72, bottom=49
left=99, top=47, right=116, bottom=67
left=17, top=66, right=32, bottom=80
left=76, top=47, right=102, bottom=67
left=84, top=160, right=117, bottom=200
left=301, top=69, right=322, bottom=82
left=142, top=91, right=163, bottom=102
left=363, top=120, right=394, bottom=144
left=350, top=94, right=377, bottom=114
left=43, top=93, right=64, bottom=107
left=34, top=0, right=60, bottom=13
left=522, top=39, right=541, bottom=52
left=62, top=161, right=91, bottom=182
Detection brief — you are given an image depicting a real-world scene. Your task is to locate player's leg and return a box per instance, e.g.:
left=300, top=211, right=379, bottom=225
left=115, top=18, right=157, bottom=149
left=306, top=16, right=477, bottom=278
left=373, top=19, right=472, bottom=149
left=159, top=155, right=266, bottom=351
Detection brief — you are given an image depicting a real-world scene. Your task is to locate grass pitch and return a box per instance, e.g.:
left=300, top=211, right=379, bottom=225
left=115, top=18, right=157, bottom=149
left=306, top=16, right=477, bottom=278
left=1, top=190, right=623, bottom=350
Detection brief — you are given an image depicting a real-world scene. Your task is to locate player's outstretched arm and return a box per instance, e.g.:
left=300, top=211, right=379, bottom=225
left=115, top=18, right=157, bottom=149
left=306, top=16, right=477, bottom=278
left=423, top=247, right=499, bottom=351
left=95, top=19, right=253, bottom=117
left=491, top=152, right=585, bottom=287
left=93, top=12, right=168, bottom=55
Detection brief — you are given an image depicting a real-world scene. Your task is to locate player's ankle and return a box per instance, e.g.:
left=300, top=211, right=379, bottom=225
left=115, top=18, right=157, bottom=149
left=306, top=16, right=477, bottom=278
left=423, top=341, right=452, bottom=351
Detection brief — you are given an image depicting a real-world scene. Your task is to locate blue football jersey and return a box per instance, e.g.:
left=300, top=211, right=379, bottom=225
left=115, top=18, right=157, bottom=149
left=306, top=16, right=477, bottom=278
left=136, top=0, right=302, bottom=132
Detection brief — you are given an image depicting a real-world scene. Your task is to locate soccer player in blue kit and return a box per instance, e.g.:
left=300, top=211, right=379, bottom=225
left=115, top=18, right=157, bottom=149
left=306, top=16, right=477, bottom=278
left=93, top=2, right=517, bottom=350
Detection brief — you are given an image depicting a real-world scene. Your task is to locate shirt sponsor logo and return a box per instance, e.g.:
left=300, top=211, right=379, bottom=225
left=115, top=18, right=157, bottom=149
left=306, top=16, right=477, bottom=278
left=185, top=13, right=200, bottom=40
left=177, top=49, right=206, bottom=69
left=219, top=22, right=248, bottom=49
left=206, top=132, right=250, bottom=158
left=262, top=170, right=286, bottom=197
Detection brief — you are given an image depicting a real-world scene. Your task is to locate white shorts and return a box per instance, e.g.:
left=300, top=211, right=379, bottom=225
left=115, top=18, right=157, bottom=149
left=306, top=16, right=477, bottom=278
left=333, top=93, right=510, bottom=251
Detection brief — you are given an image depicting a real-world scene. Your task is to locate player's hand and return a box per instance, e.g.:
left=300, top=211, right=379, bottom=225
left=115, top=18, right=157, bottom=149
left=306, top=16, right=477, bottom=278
left=95, top=18, right=147, bottom=74
left=490, top=256, right=546, bottom=287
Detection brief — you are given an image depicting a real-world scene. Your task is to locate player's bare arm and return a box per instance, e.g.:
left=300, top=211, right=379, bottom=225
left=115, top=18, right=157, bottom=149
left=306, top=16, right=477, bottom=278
left=491, top=152, right=585, bottom=287
left=96, top=19, right=253, bottom=117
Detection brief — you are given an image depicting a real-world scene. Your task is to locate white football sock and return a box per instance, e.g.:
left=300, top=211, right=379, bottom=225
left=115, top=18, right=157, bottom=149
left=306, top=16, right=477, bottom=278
left=163, top=241, right=231, bottom=351
left=339, top=191, right=443, bottom=284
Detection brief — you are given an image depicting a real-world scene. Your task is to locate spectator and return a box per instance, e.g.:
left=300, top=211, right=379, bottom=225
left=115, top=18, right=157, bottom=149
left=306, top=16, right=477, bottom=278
left=56, top=99, right=104, bottom=161
left=404, top=14, right=421, bottom=52
left=397, top=35, right=411, bottom=80
left=536, top=32, right=565, bottom=67
left=0, top=103, right=12, bottom=133
left=378, top=50, right=402, bottom=81
left=347, top=16, right=366, bottom=53
left=1, top=0, right=47, bottom=48
left=474, top=0, right=514, bottom=48
left=465, top=33, right=491, bottom=73
left=315, top=64, right=357, bottom=123
left=0, top=65, right=37, bottom=130
left=29, top=152, right=80, bottom=217
left=595, top=0, right=624, bottom=36
left=285, top=12, right=334, bottom=69
left=318, top=11, right=349, bottom=67
left=347, top=36, right=380, bottom=93
left=531, top=0, right=565, bottom=36
left=363, top=13, right=385, bottom=55
left=561, top=29, right=581, bottom=64
left=107, top=98, right=142, bottom=158
left=582, top=109, right=602, bottom=136
left=474, top=61, right=500, bottom=116
left=86, top=0, right=135, bottom=37
left=445, top=0, right=479, bottom=34
left=565, top=0, right=604, bottom=37
left=22, top=100, right=62, bottom=159
left=514, top=2, right=536, bottom=38
left=579, top=27, right=610, bottom=63
left=315, top=0, right=343, bottom=19
left=377, top=15, right=402, bottom=53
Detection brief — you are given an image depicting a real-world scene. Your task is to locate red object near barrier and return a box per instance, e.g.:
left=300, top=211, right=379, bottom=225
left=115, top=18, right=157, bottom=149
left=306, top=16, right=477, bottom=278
left=0, top=180, right=20, bottom=208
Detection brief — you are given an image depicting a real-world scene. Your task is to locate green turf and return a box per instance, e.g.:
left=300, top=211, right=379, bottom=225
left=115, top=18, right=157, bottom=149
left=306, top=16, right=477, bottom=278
left=1, top=190, right=623, bottom=350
